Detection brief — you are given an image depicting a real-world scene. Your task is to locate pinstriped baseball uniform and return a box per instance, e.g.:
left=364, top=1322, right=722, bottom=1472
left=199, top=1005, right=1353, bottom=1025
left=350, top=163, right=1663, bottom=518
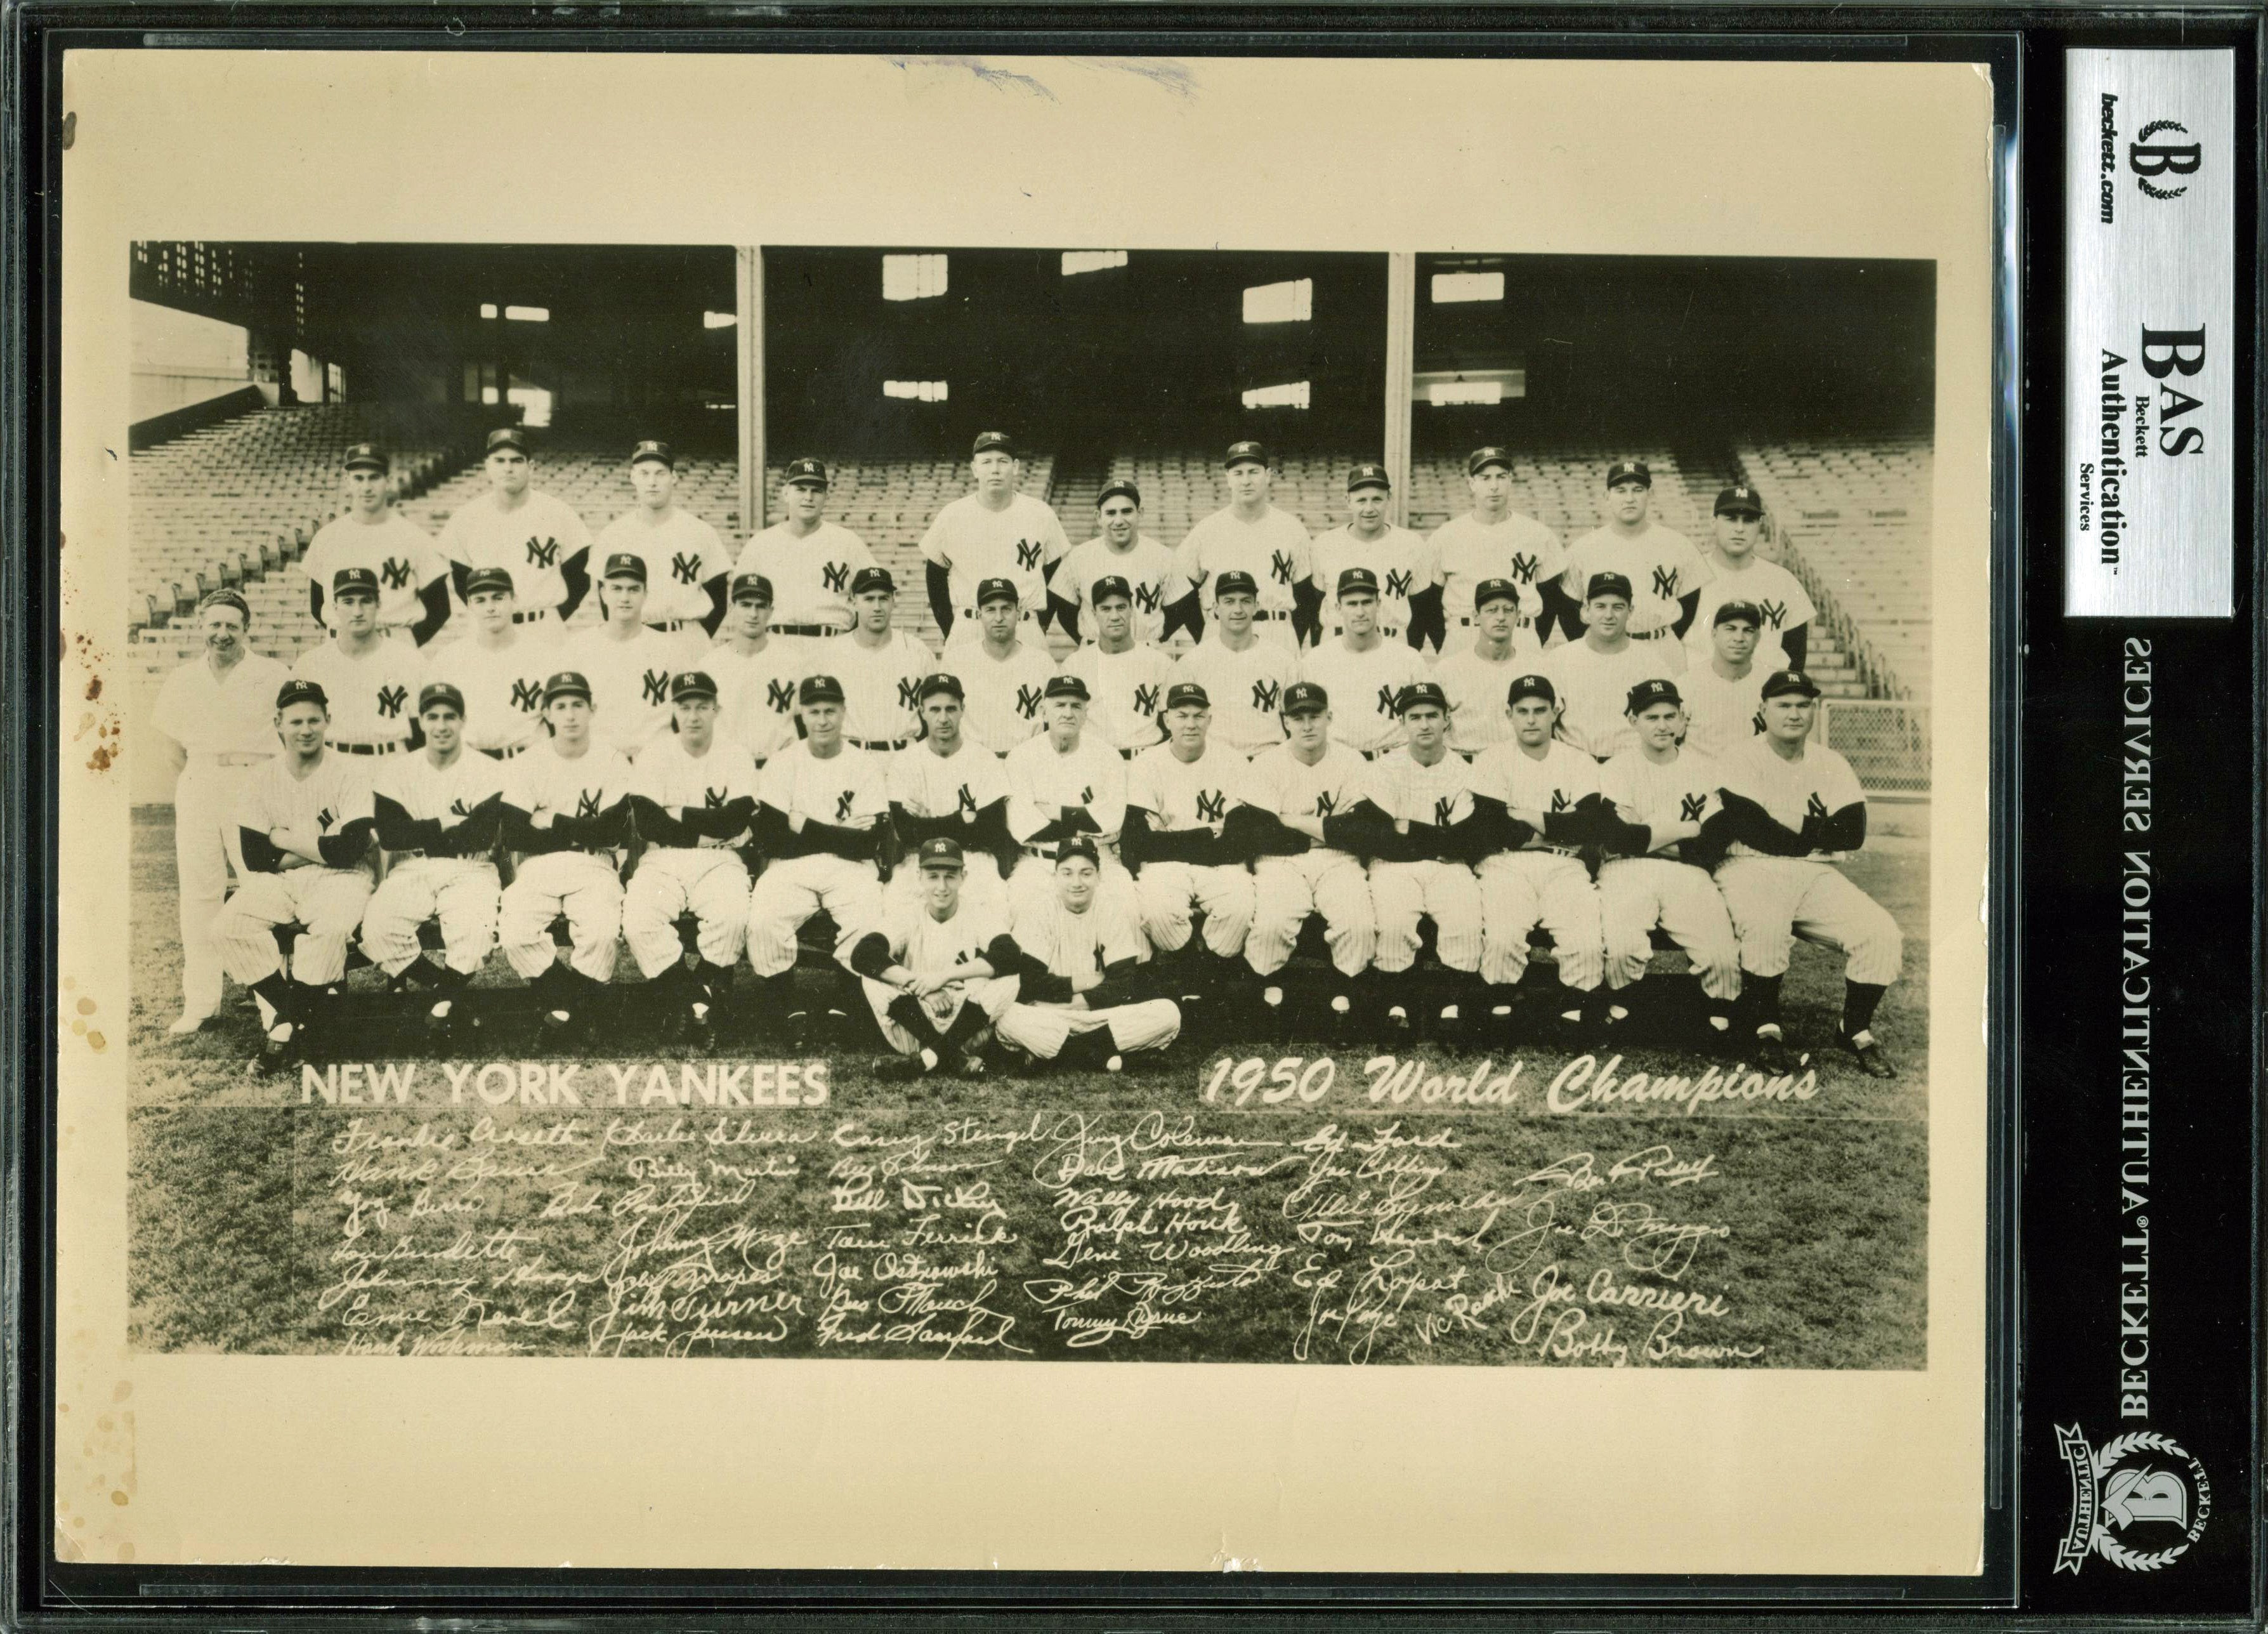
left=1056, top=536, right=1185, bottom=645
left=1239, top=742, right=1379, bottom=978
left=1311, top=524, right=1438, bottom=638
left=1365, top=744, right=1482, bottom=975
left=950, top=638, right=1057, bottom=757
left=817, top=629, right=936, bottom=747
left=1429, top=510, right=1561, bottom=651
left=1471, top=738, right=1604, bottom=991
left=1544, top=636, right=1686, bottom=760
left=419, top=629, right=560, bottom=755
left=213, top=752, right=376, bottom=989
left=499, top=742, right=636, bottom=982
left=1127, top=742, right=1255, bottom=959
left=732, top=520, right=875, bottom=642
left=1434, top=645, right=1537, bottom=757
left=709, top=637, right=809, bottom=765
left=438, top=490, right=592, bottom=617
left=593, top=508, right=732, bottom=626
left=1002, top=732, right=1137, bottom=932
left=886, top=742, right=1011, bottom=913
left=1678, top=660, right=1768, bottom=761
left=993, top=892, right=1181, bottom=1060
left=294, top=638, right=426, bottom=749
left=1559, top=520, right=1712, bottom=636
left=559, top=624, right=704, bottom=759
left=624, top=735, right=761, bottom=977
left=1715, top=735, right=1901, bottom=985
left=1176, top=506, right=1314, bottom=650
left=744, top=741, right=888, bottom=978
left=919, top=492, right=1071, bottom=645
left=1686, top=558, right=1814, bottom=671
left=301, top=512, right=448, bottom=636
left=1177, top=635, right=1301, bottom=758
left=1060, top=642, right=1176, bottom=755
left=1597, top=746, right=1738, bottom=999
left=1297, top=638, right=1429, bottom=758
left=358, top=748, right=508, bottom=977
left=860, top=896, right=1020, bottom=1057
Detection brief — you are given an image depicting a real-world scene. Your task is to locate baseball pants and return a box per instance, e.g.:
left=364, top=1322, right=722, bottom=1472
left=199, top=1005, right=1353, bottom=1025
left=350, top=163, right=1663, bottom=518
left=624, top=848, right=752, bottom=977
left=1715, top=857, right=1903, bottom=985
left=995, top=997, right=1183, bottom=1059
left=500, top=851, right=625, bottom=982
left=1478, top=851, right=1605, bottom=991
left=1008, top=855, right=1140, bottom=937
left=1136, top=860, right=1255, bottom=958
left=359, top=858, right=501, bottom=977
left=1247, top=851, right=1377, bottom=978
left=745, top=855, right=881, bottom=978
left=171, top=757, right=262, bottom=1017
left=213, top=866, right=375, bottom=987
left=884, top=852, right=1007, bottom=918
left=862, top=973, right=1019, bottom=1056
left=1370, top=859, right=1483, bottom=975
left=1598, top=857, right=1739, bottom=999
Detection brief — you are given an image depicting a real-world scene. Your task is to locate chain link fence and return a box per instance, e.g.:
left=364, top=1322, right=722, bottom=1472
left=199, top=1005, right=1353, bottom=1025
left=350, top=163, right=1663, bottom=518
left=1818, top=698, right=1930, bottom=797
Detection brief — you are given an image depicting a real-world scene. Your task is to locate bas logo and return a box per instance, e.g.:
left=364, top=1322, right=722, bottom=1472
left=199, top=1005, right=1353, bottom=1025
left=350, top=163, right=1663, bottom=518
left=1270, top=550, right=1295, bottom=586
left=1385, top=568, right=1415, bottom=600
left=376, top=684, right=409, bottom=718
left=1016, top=541, right=1044, bottom=571
left=2056, top=1426, right=2212, bottom=1573
left=671, top=551, right=702, bottom=585
left=898, top=676, right=923, bottom=711
left=835, top=791, right=856, bottom=820
left=1251, top=680, right=1281, bottom=713
left=1511, top=553, right=1540, bottom=584
left=1759, top=598, right=1788, bottom=629
left=575, top=791, right=603, bottom=820
left=822, top=561, right=850, bottom=595
left=1015, top=684, right=1046, bottom=719
left=1195, top=789, right=1227, bottom=824
left=525, top=537, right=560, bottom=569
left=380, top=557, right=414, bottom=591
left=1680, top=792, right=1707, bottom=822
left=1651, top=565, right=1681, bottom=602
left=509, top=678, right=542, bottom=712
left=1132, top=683, right=1162, bottom=716
left=2131, top=120, right=2201, bottom=200
left=641, top=671, right=669, bottom=706
left=766, top=678, right=797, bottom=713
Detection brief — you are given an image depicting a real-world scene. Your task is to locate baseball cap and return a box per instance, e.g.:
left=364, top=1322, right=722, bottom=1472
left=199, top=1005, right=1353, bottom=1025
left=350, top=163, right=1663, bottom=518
left=1605, top=459, right=1652, bottom=489
left=464, top=566, right=516, bottom=598
left=276, top=678, right=328, bottom=712
left=851, top=566, right=896, bottom=597
left=1089, top=574, right=1134, bottom=607
left=1714, top=483, right=1764, bottom=517
left=669, top=671, right=719, bottom=702
left=918, top=836, right=966, bottom=871
left=331, top=567, right=381, bottom=600
left=630, top=439, right=674, bottom=468
left=1281, top=680, right=1329, bottom=717
left=1467, top=446, right=1512, bottom=477
left=975, top=576, right=1019, bottom=608
left=1224, top=440, right=1270, bottom=470
left=1097, top=479, right=1141, bottom=510
left=1213, top=569, right=1260, bottom=599
left=1473, top=577, right=1521, bottom=610
left=1585, top=571, right=1635, bottom=603
left=1346, top=462, right=1391, bottom=493
left=1335, top=566, right=1380, bottom=598
left=485, top=427, right=528, bottom=456
left=783, top=457, right=829, bottom=487
left=1163, top=682, right=1210, bottom=712
left=600, top=551, right=647, bottom=583
left=973, top=430, right=1016, bottom=458
left=1055, top=836, right=1101, bottom=868
left=197, top=588, right=251, bottom=622
left=1627, top=678, right=1682, bottom=714
left=1043, top=674, right=1091, bottom=702
left=1506, top=673, right=1557, bottom=707
left=1394, top=680, right=1450, bottom=715
left=1759, top=669, right=1823, bottom=701
left=916, top=672, right=965, bottom=702
left=542, top=671, right=591, bottom=704
left=730, top=572, right=774, bottom=605
left=797, top=674, right=846, bottom=706
left=343, top=443, right=387, bottom=473
left=417, top=682, right=466, bottom=715
left=1712, top=598, right=1763, bottom=629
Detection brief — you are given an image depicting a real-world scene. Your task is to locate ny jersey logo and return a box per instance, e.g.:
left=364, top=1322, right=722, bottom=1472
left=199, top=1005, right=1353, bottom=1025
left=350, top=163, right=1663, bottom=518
left=1385, top=567, right=1415, bottom=600
left=1251, top=679, right=1281, bottom=713
left=1079, top=786, right=1095, bottom=805
left=509, top=678, right=542, bottom=712
left=1374, top=683, right=1398, bottom=718
left=316, top=805, right=336, bottom=832
left=641, top=671, right=669, bottom=706
left=1014, top=684, right=1046, bottom=719
left=1679, top=792, right=1707, bottom=822
left=450, top=797, right=471, bottom=817
left=575, top=790, right=603, bottom=820
left=1759, top=598, right=1787, bottom=629
left=1510, top=551, right=1540, bottom=584
left=822, top=560, right=850, bottom=595
left=1549, top=788, right=1570, bottom=813
left=525, top=536, right=560, bottom=569
left=1135, top=583, right=1162, bottom=614
left=1270, top=549, right=1295, bottom=586
left=954, top=947, right=976, bottom=966
left=376, top=683, right=409, bottom=718
left=1651, top=565, right=1681, bottom=602
left=380, top=557, right=414, bottom=591
left=1750, top=709, right=1766, bottom=736
left=1314, top=790, right=1338, bottom=818
left=1805, top=792, right=1830, bottom=822
left=671, top=551, right=702, bottom=586
left=1433, top=795, right=1461, bottom=828
left=704, top=787, right=729, bottom=808
left=956, top=783, right=978, bottom=816
left=835, top=789, right=857, bottom=820
left=898, top=676, right=924, bottom=711
left=1195, top=789, right=1228, bottom=824
left=1132, top=683, right=1161, bottom=717
left=766, top=678, right=797, bottom=714
left=1015, top=540, right=1044, bottom=571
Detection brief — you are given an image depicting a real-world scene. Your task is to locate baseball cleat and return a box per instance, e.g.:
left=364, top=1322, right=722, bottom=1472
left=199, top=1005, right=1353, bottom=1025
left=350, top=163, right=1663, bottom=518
left=259, top=1020, right=298, bottom=1067
left=875, top=1055, right=929, bottom=1083
left=950, top=1050, right=988, bottom=1079
left=1839, top=1029, right=1896, bottom=1078
left=167, top=1011, right=213, bottom=1036
left=1751, top=1029, right=1797, bottom=1076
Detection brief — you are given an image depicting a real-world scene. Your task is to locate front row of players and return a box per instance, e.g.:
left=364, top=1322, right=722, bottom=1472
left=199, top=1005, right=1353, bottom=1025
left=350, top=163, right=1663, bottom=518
left=207, top=657, right=1902, bottom=1079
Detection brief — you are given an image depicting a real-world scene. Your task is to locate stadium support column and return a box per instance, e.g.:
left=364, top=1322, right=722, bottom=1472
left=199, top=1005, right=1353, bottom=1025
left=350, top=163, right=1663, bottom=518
left=737, top=247, right=766, bottom=534
left=1382, top=253, right=1415, bottom=525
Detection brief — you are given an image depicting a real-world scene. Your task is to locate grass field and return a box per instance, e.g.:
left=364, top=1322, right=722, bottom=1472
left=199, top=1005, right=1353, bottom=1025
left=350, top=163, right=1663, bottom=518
left=123, top=805, right=1932, bottom=1369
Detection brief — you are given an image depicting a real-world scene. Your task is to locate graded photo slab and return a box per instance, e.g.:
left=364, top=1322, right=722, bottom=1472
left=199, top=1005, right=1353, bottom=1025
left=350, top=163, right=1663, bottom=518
left=53, top=49, right=1995, bottom=1577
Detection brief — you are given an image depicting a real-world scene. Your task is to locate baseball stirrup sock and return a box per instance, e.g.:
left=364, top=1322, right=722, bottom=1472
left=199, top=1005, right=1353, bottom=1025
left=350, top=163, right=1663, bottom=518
left=1842, top=980, right=1887, bottom=1038
left=1743, top=972, right=1785, bottom=1030
left=886, top=993, right=951, bottom=1054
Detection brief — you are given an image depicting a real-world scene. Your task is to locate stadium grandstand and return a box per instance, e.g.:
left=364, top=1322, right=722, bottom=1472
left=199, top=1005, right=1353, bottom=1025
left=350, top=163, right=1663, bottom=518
left=128, top=242, right=1931, bottom=801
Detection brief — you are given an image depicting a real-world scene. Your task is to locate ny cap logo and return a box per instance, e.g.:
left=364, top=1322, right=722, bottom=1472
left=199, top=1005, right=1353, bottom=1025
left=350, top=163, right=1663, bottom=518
left=822, top=560, right=850, bottom=594
left=1015, top=684, right=1046, bottom=718
left=525, top=536, right=560, bottom=569
left=376, top=684, right=408, bottom=718
left=836, top=790, right=856, bottom=820
left=641, top=671, right=669, bottom=706
left=1195, top=789, right=1227, bottom=824
left=1016, top=541, right=1044, bottom=571
left=672, top=552, right=702, bottom=585
left=766, top=678, right=797, bottom=713
left=1385, top=568, right=1414, bottom=600
left=380, top=557, right=414, bottom=590
left=1759, top=598, right=1787, bottom=628
left=575, top=790, right=602, bottom=819
left=1132, top=683, right=1161, bottom=716
left=1251, top=680, right=1281, bottom=713
left=1680, top=792, right=1707, bottom=822
left=1511, top=553, right=1539, bottom=584
left=1270, top=550, right=1295, bottom=586
left=1651, top=565, right=1680, bottom=601
left=898, top=677, right=924, bottom=711
left=509, top=678, right=542, bottom=711
left=956, top=784, right=978, bottom=815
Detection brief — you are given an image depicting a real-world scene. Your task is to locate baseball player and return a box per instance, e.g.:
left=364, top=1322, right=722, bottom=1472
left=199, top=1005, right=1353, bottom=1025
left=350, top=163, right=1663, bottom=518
left=952, top=577, right=1057, bottom=756
left=709, top=573, right=810, bottom=767
left=440, top=427, right=595, bottom=628
left=151, top=588, right=290, bottom=1032
left=1545, top=572, right=1686, bottom=761
left=497, top=671, right=637, bottom=1041
left=743, top=673, right=889, bottom=1047
left=1597, top=678, right=1741, bottom=1042
left=919, top=431, right=1070, bottom=647
left=992, top=838, right=1183, bottom=1072
left=1297, top=568, right=1429, bottom=759
left=730, top=458, right=879, bottom=660
left=419, top=567, right=560, bottom=761
left=1688, top=483, right=1814, bottom=672
left=1049, top=480, right=1184, bottom=645
left=358, top=682, right=508, bottom=1039
left=1365, top=681, right=1488, bottom=1037
left=1556, top=459, right=1711, bottom=645
left=293, top=569, right=427, bottom=757
left=1176, top=570, right=1302, bottom=758
left=1059, top=575, right=1176, bottom=756
left=621, top=671, right=761, bottom=1041
left=1230, top=682, right=1384, bottom=1034
left=1311, top=464, right=1439, bottom=647
left=1002, top=673, right=1139, bottom=932
left=210, top=678, right=377, bottom=1064
left=886, top=673, right=1016, bottom=916
left=558, top=553, right=701, bottom=760
left=1125, top=682, right=1257, bottom=1034
left=1434, top=579, right=1540, bottom=758
left=299, top=443, right=450, bottom=644
left=1165, top=441, right=1318, bottom=649
left=1680, top=600, right=1771, bottom=760
left=1426, top=447, right=1563, bottom=655
left=592, top=440, right=732, bottom=635
left=1467, top=673, right=1609, bottom=1038
left=848, top=836, right=1020, bottom=1079
left=1714, top=669, right=1902, bottom=1077
left=818, top=567, right=935, bottom=752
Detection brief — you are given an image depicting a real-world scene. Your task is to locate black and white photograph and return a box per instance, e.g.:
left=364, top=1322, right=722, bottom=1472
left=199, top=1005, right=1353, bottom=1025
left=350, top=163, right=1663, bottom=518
left=121, top=239, right=1936, bottom=1369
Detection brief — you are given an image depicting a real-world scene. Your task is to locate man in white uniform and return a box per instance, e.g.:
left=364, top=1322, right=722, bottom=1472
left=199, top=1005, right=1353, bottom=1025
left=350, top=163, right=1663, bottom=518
left=1002, top=673, right=1138, bottom=931
left=818, top=566, right=934, bottom=753
left=1311, top=463, right=1438, bottom=646
left=1679, top=600, right=1771, bottom=760
left=993, top=838, right=1183, bottom=1072
left=709, top=572, right=808, bottom=767
left=1177, top=570, right=1301, bottom=759
left=299, top=443, right=451, bottom=645
left=1686, top=483, right=1816, bottom=672
left=1435, top=578, right=1540, bottom=758
left=1298, top=567, right=1429, bottom=759
left=848, top=836, right=1021, bottom=1079
left=918, top=430, right=1070, bottom=647
left=1050, top=480, right=1184, bottom=645
left=592, top=439, right=733, bottom=635
left=1167, top=440, right=1317, bottom=650
left=1125, top=682, right=1257, bottom=1037
left=559, top=553, right=701, bottom=759
left=440, top=427, right=595, bottom=628
left=952, top=577, right=1056, bottom=756
left=1545, top=572, right=1685, bottom=761
left=294, top=568, right=425, bottom=758
left=1557, top=459, right=1711, bottom=646
left=731, top=458, right=877, bottom=659
left=152, top=588, right=290, bottom=1032
left=1426, top=447, right=1563, bottom=655
left=419, top=567, right=558, bottom=760
left=886, top=673, right=1016, bottom=916
left=1365, top=681, right=1486, bottom=1038
left=1060, top=575, right=1176, bottom=758
left=211, top=678, right=377, bottom=1064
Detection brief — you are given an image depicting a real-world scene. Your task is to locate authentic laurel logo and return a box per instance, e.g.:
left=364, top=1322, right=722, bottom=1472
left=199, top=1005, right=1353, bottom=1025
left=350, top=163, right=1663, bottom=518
left=2055, top=1425, right=2212, bottom=1572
